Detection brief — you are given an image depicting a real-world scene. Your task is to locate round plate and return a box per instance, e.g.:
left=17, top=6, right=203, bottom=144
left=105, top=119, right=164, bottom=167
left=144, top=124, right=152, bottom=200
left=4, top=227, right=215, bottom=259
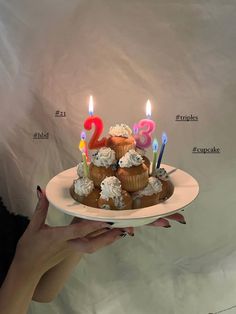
left=46, top=164, right=199, bottom=227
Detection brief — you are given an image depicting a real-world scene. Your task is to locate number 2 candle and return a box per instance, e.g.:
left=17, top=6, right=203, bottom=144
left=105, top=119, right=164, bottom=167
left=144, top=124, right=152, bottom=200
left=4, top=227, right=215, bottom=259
left=84, top=95, right=107, bottom=150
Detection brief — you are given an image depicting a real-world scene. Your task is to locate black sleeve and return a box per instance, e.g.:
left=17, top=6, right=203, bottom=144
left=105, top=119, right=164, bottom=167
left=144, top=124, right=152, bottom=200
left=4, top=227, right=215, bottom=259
left=0, top=197, right=30, bottom=287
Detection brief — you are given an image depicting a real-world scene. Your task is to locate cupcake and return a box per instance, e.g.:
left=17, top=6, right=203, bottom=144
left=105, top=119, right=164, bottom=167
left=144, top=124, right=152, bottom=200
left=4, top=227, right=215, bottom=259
left=132, top=177, right=162, bottom=209
left=116, top=149, right=149, bottom=192
left=98, top=176, right=132, bottom=210
left=70, top=177, right=100, bottom=208
left=153, top=168, right=174, bottom=200
left=106, top=124, right=136, bottom=159
left=89, top=147, right=117, bottom=187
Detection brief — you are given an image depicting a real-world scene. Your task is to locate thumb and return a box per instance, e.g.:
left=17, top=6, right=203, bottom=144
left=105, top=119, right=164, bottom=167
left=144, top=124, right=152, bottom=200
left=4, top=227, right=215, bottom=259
left=29, top=187, right=49, bottom=231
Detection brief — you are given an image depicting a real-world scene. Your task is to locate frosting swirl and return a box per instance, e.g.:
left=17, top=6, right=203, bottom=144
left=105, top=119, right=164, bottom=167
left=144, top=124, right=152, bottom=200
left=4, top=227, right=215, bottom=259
left=100, top=176, right=122, bottom=200
left=119, top=149, right=143, bottom=168
left=77, top=162, right=85, bottom=178
left=91, top=147, right=116, bottom=168
left=154, top=168, right=169, bottom=181
left=132, top=177, right=162, bottom=199
left=100, top=176, right=125, bottom=209
left=74, top=177, right=94, bottom=197
left=109, top=124, right=132, bottom=138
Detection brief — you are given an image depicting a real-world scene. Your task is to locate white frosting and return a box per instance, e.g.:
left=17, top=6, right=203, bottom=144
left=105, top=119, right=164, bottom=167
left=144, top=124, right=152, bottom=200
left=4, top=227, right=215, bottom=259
left=154, top=168, right=169, bottom=181
left=100, top=176, right=125, bottom=209
left=91, top=147, right=116, bottom=168
left=119, top=149, right=143, bottom=168
left=100, top=177, right=122, bottom=200
left=109, top=124, right=132, bottom=138
left=74, top=177, right=94, bottom=197
left=132, top=177, right=162, bottom=199
left=77, top=162, right=85, bottom=178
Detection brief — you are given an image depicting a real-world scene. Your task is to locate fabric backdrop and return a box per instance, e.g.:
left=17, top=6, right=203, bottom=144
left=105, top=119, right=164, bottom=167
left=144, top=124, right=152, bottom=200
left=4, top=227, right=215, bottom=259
left=0, top=0, right=236, bottom=313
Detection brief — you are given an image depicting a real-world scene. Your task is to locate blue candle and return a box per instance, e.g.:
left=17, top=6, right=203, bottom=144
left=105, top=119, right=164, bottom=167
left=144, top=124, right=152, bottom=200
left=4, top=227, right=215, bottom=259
left=157, top=132, right=168, bottom=168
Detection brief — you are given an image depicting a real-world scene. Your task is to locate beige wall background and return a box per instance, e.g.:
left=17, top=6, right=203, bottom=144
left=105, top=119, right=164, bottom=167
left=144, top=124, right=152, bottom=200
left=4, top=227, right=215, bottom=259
left=0, top=0, right=235, bottom=313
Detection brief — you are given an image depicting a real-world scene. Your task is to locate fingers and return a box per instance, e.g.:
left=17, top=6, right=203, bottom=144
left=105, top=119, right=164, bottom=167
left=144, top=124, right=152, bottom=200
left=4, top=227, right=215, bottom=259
left=164, top=213, right=186, bottom=224
left=86, top=227, right=110, bottom=238
left=68, top=228, right=126, bottom=254
left=147, top=213, right=186, bottom=228
left=55, top=220, right=111, bottom=241
left=87, top=226, right=134, bottom=238
left=120, top=227, right=134, bottom=236
left=147, top=218, right=171, bottom=228
left=29, top=188, right=49, bottom=231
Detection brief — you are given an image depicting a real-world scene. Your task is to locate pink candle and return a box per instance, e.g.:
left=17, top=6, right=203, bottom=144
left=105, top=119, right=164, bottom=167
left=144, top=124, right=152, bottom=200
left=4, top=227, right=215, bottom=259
left=135, top=100, right=156, bottom=149
left=84, top=96, right=107, bottom=150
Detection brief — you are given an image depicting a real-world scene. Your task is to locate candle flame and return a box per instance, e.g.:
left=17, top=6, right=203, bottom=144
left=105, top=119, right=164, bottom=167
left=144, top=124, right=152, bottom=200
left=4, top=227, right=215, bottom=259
left=146, top=99, right=152, bottom=118
left=81, top=131, right=86, bottom=140
left=152, top=138, right=158, bottom=152
left=89, top=95, right=94, bottom=116
left=162, top=132, right=168, bottom=144
left=133, top=123, right=139, bottom=135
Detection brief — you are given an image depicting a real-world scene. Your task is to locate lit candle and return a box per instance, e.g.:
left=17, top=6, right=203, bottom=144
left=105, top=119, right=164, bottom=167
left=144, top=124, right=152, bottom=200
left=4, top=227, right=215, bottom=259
left=133, top=123, right=139, bottom=146
left=84, top=95, right=107, bottom=149
left=79, top=131, right=89, bottom=161
left=135, top=100, right=156, bottom=149
left=157, top=132, right=167, bottom=168
left=79, top=132, right=89, bottom=177
left=81, top=149, right=89, bottom=177
left=151, top=138, right=158, bottom=175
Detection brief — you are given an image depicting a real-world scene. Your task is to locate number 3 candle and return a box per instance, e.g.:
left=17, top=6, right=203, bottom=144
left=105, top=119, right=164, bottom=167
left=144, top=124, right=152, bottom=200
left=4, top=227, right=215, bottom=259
left=84, top=95, right=107, bottom=150
left=135, top=100, right=156, bottom=149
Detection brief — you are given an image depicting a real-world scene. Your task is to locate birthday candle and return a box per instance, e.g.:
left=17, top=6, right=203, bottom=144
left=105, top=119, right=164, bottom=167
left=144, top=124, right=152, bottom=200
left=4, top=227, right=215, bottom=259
left=157, top=132, right=168, bottom=168
left=81, top=149, right=89, bottom=177
left=79, top=131, right=89, bottom=161
left=84, top=95, right=107, bottom=149
left=135, top=100, right=156, bottom=149
left=151, top=138, right=158, bottom=175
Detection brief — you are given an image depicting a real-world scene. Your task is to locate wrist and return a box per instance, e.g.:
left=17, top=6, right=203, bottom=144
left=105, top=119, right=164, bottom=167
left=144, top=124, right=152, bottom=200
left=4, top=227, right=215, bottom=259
left=0, top=256, right=42, bottom=314
left=11, top=256, right=42, bottom=286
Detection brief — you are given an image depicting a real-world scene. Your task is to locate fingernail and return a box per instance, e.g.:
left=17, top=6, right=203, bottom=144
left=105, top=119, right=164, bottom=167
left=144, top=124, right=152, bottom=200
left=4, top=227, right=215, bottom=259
left=37, top=185, right=42, bottom=199
left=163, top=225, right=171, bottom=228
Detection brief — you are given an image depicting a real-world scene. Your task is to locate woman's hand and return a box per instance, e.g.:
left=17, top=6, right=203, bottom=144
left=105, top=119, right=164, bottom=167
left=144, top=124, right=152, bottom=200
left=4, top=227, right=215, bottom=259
left=14, top=188, right=127, bottom=278
left=147, top=212, right=186, bottom=228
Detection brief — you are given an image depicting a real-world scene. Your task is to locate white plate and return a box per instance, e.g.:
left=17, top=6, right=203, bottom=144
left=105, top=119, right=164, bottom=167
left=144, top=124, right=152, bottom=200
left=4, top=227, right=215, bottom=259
left=46, top=164, right=199, bottom=227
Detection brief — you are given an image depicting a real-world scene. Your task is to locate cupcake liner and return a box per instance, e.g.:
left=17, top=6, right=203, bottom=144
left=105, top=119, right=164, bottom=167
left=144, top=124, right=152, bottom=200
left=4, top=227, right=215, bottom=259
left=70, top=184, right=100, bottom=208
left=89, top=164, right=116, bottom=187
left=117, top=169, right=149, bottom=192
